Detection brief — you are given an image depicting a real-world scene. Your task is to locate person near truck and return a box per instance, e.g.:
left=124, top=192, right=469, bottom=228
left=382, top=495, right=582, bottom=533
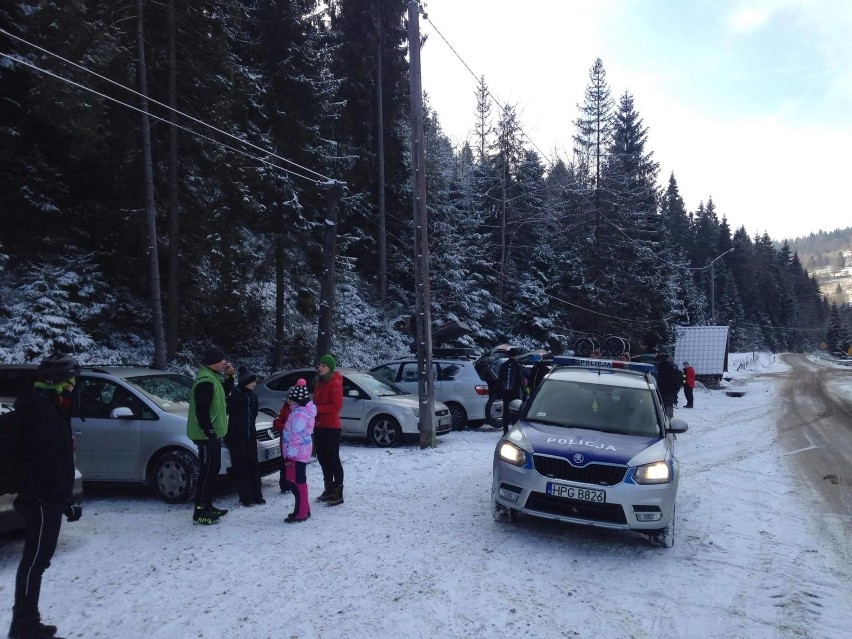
left=187, top=345, right=235, bottom=525
left=683, top=361, right=696, bottom=408
left=8, top=354, right=82, bottom=639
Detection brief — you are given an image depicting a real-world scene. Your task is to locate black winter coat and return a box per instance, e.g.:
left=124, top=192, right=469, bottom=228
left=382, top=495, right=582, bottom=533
left=226, top=386, right=259, bottom=442
left=13, top=388, right=75, bottom=504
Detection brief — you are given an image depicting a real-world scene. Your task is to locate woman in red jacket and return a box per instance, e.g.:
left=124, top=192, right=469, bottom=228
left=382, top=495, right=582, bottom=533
left=313, top=353, right=344, bottom=506
left=683, top=361, right=696, bottom=408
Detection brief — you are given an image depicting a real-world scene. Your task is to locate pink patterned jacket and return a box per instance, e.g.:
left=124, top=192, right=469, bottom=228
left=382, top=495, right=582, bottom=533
left=282, top=401, right=316, bottom=462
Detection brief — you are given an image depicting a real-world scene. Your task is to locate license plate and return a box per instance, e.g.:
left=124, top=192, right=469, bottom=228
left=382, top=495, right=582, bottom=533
left=547, top=482, right=605, bottom=503
left=265, top=445, right=281, bottom=460
left=439, top=417, right=450, bottom=428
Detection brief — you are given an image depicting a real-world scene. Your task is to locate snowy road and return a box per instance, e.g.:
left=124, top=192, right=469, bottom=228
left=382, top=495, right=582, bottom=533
left=0, top=353, right=850, bottom=638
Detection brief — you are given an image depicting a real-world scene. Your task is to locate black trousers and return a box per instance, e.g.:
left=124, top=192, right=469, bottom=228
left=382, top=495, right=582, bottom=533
left=500, top=390, right=522, bottom=435
left=12, top=499, right=64, bottom=625
left=195, top=438, right=222, bottom=507
left=684, top=385, right=694, bottom=407
left=314, top=428, right=343, bottom=486
left=225, top=436, right=262, bottom=503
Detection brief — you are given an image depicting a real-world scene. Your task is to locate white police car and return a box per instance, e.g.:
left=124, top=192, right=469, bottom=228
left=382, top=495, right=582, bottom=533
left=491, top=357, right=688, bottom=547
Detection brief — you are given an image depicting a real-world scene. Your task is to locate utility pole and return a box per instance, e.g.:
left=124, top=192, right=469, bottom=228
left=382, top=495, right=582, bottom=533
left=408, top=1, right=435, bottom=448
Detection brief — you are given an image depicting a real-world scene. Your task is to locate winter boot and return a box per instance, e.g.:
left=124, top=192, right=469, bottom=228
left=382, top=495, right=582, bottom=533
left=325, top=484, right=344, bottom=507
left=192, top=505, right=220, bottom=525
left=208, top=505, right=229, bottom=518
left=8, top=617, right=61, bottom=638
left=316, top=480, right=334, bottom=502
left=285, top=483, right=311, bottom=523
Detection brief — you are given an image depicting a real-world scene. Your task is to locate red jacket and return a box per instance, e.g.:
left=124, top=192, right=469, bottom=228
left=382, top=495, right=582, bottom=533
left=684, top=366, right=696, bottom=388
left=313, top=371, right=343, bottom=429
left=272, top=403, right=291, bottom=433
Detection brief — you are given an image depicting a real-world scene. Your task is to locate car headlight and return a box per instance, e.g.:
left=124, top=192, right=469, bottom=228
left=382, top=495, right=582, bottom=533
left=633, top=461, right=672, bottom=484
left=498, top=441, right=527, bottom=467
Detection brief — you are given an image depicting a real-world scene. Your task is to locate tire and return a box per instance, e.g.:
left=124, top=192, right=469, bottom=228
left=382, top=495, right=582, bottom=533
left=485, top=397, right=504, bottom=429
left=446, top=402, right=468, bottom=430
left=492, top=498, right=519, bottom=523
left=648, top=505, right=676, bottom=548
left=368, top=415, right=403, bottom=448
left=151, top=449, right=199, bottom=504
left=466, top=421, right=484, bottom=430
left=574, top=337, right=597, bottom=358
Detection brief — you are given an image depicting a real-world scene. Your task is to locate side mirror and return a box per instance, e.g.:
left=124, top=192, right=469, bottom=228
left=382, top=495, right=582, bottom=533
left=110, top=406, right=134, bottom=419
left=347, top=389, right=360, bottom=399
left=508, top=398, right=524, bottom=415
left=667, top=417, right=689, bottom=434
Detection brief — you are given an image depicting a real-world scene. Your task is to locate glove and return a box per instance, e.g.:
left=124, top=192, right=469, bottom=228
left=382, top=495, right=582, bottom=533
left=64, top=502, right=82, bottom=522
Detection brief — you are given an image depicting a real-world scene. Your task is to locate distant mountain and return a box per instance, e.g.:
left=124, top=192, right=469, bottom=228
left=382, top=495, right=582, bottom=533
left=782, top=228, right=852, bottom=305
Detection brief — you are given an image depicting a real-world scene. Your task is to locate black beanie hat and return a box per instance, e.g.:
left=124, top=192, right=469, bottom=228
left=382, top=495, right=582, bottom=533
left=202, top=345, right=226, bottom=366
left=237, top=365, right=257, bottom=387
left=288, top=378, right=310, bottom=405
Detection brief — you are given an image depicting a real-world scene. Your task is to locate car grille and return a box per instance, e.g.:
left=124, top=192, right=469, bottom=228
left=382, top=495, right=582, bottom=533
left=533, top=454, right=626, bottom=486
left=255, top=427, right=278, bottom=442
left=525, top=492, right=627, bottom=524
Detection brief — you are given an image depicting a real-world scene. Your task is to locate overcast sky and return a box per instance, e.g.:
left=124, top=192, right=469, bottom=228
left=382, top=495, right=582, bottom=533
left=419, top=0, right=852, bottom=242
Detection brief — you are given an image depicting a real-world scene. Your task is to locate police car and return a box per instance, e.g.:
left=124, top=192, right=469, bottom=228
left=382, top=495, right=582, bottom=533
left=491, top=356, right=688, bottom=547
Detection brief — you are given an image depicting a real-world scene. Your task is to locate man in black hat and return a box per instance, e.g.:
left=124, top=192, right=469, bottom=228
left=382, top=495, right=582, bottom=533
left=9, top=354, right=82, bottom=639
left=226, top=366, right=265, bottom=507
left=187, top=345, right=235, bottom=524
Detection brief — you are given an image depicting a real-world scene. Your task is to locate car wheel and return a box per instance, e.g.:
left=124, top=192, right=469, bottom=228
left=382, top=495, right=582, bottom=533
left=648, top=505, right=676, bottom=548
left=492, top=498, right=518, bottom=523
left=368, top=415, right=403, bottom=448
left=446, top=402, right=468, bottom=430
left=151, top=449, right=199, bottom=504
left=485, top=397, right=504, bottom=429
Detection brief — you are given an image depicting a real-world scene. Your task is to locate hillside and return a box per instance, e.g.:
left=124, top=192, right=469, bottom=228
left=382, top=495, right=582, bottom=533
left=785, top=228, right=852, bottom=305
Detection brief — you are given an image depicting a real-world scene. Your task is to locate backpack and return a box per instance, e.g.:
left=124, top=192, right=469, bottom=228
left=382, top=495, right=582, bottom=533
left=0, top=408, right=26, bottom=496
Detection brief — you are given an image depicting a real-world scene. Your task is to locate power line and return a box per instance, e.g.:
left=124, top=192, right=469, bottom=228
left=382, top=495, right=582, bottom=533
left=419, top=9, right=552, bottom=164
left=0, top=27, right=339, bottom=186
left=0, top=50, right=325, bottom=186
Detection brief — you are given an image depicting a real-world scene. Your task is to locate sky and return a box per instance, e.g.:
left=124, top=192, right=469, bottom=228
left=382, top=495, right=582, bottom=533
left=1, top=353, right=850, bottom=638
left=419, top=0, right=852, bottom=242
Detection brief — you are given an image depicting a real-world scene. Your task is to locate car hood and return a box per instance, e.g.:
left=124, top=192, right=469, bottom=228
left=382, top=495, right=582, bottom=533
left=519, top=421, right=665, bottom=466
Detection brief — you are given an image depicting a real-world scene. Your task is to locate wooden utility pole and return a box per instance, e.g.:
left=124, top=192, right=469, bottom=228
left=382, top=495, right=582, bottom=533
left=408, top=1, right=435, bottom=449
left=317, top=182, right=343, bottom=359
left=375, top=0, right=387, bottom=301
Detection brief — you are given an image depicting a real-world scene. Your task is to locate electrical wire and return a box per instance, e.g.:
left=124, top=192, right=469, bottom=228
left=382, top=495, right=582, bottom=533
left=0, top=50, right=326, bottom=186
left=0, top=28, right=339, bottom=186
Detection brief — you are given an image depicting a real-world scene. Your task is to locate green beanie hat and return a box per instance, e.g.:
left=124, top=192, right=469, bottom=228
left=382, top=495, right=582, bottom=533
left=319, top=353, right=336, bottom=373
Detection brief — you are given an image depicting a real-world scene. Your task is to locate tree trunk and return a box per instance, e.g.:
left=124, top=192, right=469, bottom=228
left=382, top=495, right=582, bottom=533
left=273, top=198, right=286, bottom=368
left=166, top=0, right=179, bottom=361
left=136, top=0, right=167, bottom=369
left=375, top=0, right=387, bottom=301
left=316, top=184, right=341, bottom=359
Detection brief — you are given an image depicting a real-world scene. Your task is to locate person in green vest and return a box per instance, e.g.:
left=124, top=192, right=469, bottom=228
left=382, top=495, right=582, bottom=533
left=187, top=345, right=235, bottom=525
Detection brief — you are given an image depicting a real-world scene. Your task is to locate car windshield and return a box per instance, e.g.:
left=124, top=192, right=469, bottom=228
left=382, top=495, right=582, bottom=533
left=125, top=373, right=193, bottom=410
left=525, top=380, right=660, bottom=437
left=348, top=372, right=407, bottom=397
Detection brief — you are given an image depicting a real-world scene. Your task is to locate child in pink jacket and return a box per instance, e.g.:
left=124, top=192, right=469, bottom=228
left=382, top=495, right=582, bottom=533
left=281, top=379, right=316, bottom=523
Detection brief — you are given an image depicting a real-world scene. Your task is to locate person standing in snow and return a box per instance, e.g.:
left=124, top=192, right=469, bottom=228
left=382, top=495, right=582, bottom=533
left=655, top=352, right=680, bottom=418
left=313, top=354, right=344, bottom=506
left=683, top=361, right=696, bottom=408
left=496, top=347, right=527, bottom=435
left=226, top=366, right=265, bottom=507
left=280, top=379, right=316, bottom=523
left=187, top=345, right=234, bottom=525
left=8, top=354, right=82, bottom=639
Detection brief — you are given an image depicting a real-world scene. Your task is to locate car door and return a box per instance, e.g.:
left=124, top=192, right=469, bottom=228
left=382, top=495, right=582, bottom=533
left=72, top=376, right=144, bottom=481
left=339, top=374, right=368, bottom=436
left=393, top=361, right=441, bottom=400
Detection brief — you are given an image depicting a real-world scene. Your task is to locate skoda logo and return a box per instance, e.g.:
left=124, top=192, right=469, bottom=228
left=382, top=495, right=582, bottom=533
left=573, top=453, right=584, bottom=464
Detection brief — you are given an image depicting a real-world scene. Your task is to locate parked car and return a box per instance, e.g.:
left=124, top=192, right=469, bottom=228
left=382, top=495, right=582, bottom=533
left=369, top=357, right=489, bottom=429
left=491, top=356, right=688, bottom=547
left=0, top=365, right=283, bottom=504
left=0, top=400, right=85, bottom=534
left=254, top=367, right=452, bottom=447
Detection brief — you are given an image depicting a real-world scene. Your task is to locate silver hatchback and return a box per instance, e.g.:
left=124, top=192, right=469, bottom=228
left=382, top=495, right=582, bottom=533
left=255, top=367, right=453, bottom=447
left=0, top=365, right=283, bottom=504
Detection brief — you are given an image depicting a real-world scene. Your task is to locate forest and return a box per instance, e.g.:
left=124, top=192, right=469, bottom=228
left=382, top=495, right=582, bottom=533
left=1, top=1, right=850, bottom=372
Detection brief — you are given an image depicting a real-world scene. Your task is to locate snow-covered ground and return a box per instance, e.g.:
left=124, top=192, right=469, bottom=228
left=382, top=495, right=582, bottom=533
left=1, top=353, right=850, bottom=639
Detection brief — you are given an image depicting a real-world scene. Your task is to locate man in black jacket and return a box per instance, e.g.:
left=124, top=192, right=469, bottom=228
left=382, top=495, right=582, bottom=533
left=496, top=348, right=527, bottom=435
left=8, top=354, right=82, bottom=639
left=655, top=352, right=681, bottom=418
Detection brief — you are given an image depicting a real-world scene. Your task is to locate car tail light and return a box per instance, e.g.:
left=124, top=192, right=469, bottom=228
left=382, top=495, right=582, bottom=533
left=474, top=385, right=489, bottom=396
